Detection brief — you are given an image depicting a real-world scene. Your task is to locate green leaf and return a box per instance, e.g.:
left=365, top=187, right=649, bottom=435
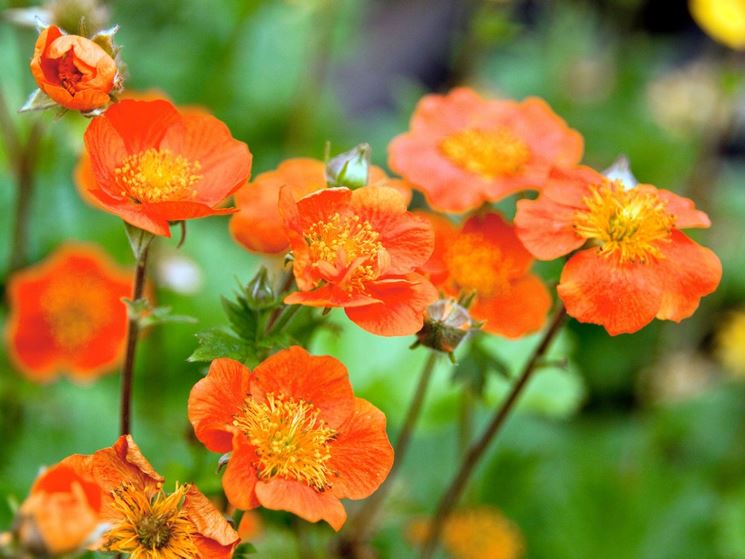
left=188, top=328, right=255, bottom=363
left=221, top=295, right=259, bottom=340
left=235, top=542, right=258, bottom=556
left=451, top=341, right=511, bottom=398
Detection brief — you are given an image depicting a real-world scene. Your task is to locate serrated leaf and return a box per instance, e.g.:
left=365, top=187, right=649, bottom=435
left=221, top=295, right=258, bottom=340
left=188, top=329, right=255, bottom=363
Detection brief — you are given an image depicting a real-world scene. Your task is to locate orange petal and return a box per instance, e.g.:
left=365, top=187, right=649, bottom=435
left=223, top=435, right=260, bottom=511
left=557, top=249, right=664, bottom=335
left=284, top=284, right=381, bottom=308
left=188, top=358, right=252, bottom=453
left=254, top=478, right=347, bottom=531
left=345, top=274, right=438, bottom=336
left=328, top=398, right=393, bottom=500
left=250, top=346, right=355, bottom=429
left=653, top=187, right=711, bottom=229
left=463, top=212, right=534, bottom=277
left=514, top=196, right=584, bottom=261
left=471, top=274, right=552, bottom=338
left=98, top=99, right=180, bottom=154
left=90, top=435, right=163, bottom=499
left=182, top=484, right=240, bottom=549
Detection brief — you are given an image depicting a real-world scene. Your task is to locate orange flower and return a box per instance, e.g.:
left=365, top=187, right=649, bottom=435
left=91, top=435, right=240, bottom=558
left=187, top=346, right=394, bottom=531
left=514, top=166, right=722, bottom=334
left=15, top=455, right=104, bottom=556
left=420, top=212, right=551, bottom=338
left=30, top=25, right=117, bottom=111
left=388, top=87, right=583, bottom=214
left=83, top=99, right=252, bottom=236
left=6, top=243, right=132, bottom=382
left=230, top=158, right=413, bottom=254
left=279, top=186, right=437, bottom=336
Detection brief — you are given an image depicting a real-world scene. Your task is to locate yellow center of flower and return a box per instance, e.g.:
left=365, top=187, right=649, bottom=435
left=115, top=148, right=202, bottom=204
left=305, top=213, right=383, bottom=290
left=233, top=393, right=336, bottom=490
left=573, top=181, right=675, bottom=264
left=103, top=482, right=198, bottom=559
left=442, top=508, right=524, bottom=559
left=40, top=277, right=110, bottom=351
left=439, top=128, right=531, bottom=179
left=445, top=233, right=510, bottom=297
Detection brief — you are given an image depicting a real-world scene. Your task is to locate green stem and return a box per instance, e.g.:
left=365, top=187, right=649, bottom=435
left=420, top=305, right=567, bottom=558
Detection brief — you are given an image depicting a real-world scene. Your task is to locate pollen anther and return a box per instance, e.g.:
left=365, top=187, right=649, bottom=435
left=115, top=148, right=202, bottom=204
left=439, top=128, right=531, bottom=179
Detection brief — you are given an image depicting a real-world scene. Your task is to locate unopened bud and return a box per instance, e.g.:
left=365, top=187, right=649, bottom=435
left=326, top=143, right=371, bottom=189
left=47, top=0, right=109, bottom=35
left=245, top=267, right=275, bottom=310
left=416, top=299, right=474, bottom=354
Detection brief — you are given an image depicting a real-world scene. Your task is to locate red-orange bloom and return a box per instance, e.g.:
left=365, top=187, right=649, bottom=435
left=515, top=166, right=722, bottom=334
left=280, top=186, right=437, bottom=336
left=230, top=158, right=413, bottom=254
left=30, top=25, right=117, bottom=112
left=15, top=455, right=104, bottom=555
left=83, top=99, right=252, bottom=236
left=388, top=87, right=583, bottom=214
left=420, top=212, right=551, bottom=338
left=187, top=346, right=395, bottom=531
left=6, top=243, right=132, bottom=383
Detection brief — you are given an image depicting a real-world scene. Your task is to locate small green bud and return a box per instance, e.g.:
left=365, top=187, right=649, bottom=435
left=245, top=267, right=275, bottom=310
left=416, top=299, right=475, bottom=354
left=326, top=143, right=371, bottom=189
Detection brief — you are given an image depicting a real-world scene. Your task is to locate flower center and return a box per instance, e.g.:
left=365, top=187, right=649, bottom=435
left=444, top=233, right=510, bottom=297
left=233, top=393, right=336, bottom=490
left=115, top=148, right=202, bottom=204
left=104, top=482, right=197, bottom=558
left=573, top=181, right=675, bottom=264
left=439, top=128, right=530, bottom=179
left=40, top=277, right=110, bottom=351
left=305, top=213, right=383, bottom=290
left=58, top=51, right=84, bottom=95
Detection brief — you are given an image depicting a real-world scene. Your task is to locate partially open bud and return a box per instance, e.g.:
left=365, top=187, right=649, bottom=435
left=416, top=299, right=474, bottom=355
left=245, top=266, right=276, bottom=310
left=27, top=24, right=121, bottom=113
left=326, top=143, right=371, bottom=189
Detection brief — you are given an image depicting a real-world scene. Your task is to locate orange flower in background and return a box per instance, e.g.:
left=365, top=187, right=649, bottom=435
left=514, top=166, right=722, bottom=334
left=388, top=87, right=583, bottom=214
left=6, top=243, right=131, bottom=382
left=280, top=186, right=437, bottom=336
left=83, top=99, right=252, bottom=236
left=15, top=455, right=104, bottom=556
left=420, top=212, right=551, bottom=338
left=187, top=346, right=394, bottom=531
left=230, top=157, right=413, bottom=254
left=30, top=25, right=117, bottom=111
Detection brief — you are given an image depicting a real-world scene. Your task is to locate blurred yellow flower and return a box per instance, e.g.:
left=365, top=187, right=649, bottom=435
left=690, top=0, right=745, bottom=49
left=717, top=310, right=745, bottom=376
left=408, top=507, right=524, bottom=559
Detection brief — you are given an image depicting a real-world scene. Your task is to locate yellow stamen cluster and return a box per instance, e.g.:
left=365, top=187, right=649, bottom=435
left=442, top=508, right=524, bottom=559
left=439, top=128, right=531, bottom=179
left=40, top=277, right=110, bottom=350
left=234, top=393, right=336, bottom=490
left=573, top=181, right=675, bottom=264
left=115, top=148, right=202, bottom=204
left=103, top=482, right=198, bottom=559
left=445, top=233, right=510, bottom=297
left=305, top=213, right=383, bottom=290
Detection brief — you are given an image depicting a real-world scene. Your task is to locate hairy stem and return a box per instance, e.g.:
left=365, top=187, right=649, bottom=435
left=420, top=305, right=567, bottom=558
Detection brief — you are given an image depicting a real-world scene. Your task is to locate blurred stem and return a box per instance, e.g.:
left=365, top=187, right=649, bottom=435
left=420, top=305, right=567, bottom=559
left=119, top=243, right=151, bottom=436
left=264, top=270, right=296, bottom=334
left=336, top=351, right=440, bottom=556
left=0, top=89, right=44, bottom=276
left=458, top=389, right=474, bottom=457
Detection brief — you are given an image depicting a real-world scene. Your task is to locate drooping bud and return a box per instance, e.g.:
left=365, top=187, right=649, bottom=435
left=416, top=299, right=474, bottom=356
left=326, top=143, right=371, bottom=189
left=245, top=266, right=276, bottom=310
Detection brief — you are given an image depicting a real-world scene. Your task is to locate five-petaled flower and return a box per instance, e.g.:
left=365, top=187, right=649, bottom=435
left=187, top=346, right=395, bottom=531
left=420, top=212, right=552, bottom=338
left=83, top=98, right=252, bottom=236
left=388, top=87, right=583, bottom=214
left=6, top=243, right=132, bottom=383
left=515, top=165, right=722, bottom=334
left=230, top=157, right=412, bottom=254
left=279, top=185, right=437, bottom=336
left=30, top=25, right=118, bottom=112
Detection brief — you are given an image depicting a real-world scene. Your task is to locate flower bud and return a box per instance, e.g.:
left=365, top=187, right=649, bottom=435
left=416, top=299, right=474, bottom=355
left=326, top=143, right=371, bottom=189
left=245, top=266, right=276, bottom=310
left=48, top=0, right=110, bottom=35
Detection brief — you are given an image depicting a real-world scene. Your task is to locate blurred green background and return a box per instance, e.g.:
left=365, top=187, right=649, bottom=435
left=1, top=0, right=745, bottom=557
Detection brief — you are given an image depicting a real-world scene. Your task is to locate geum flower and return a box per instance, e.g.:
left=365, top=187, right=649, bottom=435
left=388, top=87, right=583, bottom=214
left=230, top=157, right=412, bottom=254
left=84, top=99, right=252, bottom=236
left=187, top=346, right=394, bottom=531
left=420, top=212, right=551, bottom=338
left=6, top=243, right=131, bottom=383
left=279, top=185, right=437, bottom=336
left=30, top=24, right=118, bottom=111
left=515, top=166, right=722, bottom=334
